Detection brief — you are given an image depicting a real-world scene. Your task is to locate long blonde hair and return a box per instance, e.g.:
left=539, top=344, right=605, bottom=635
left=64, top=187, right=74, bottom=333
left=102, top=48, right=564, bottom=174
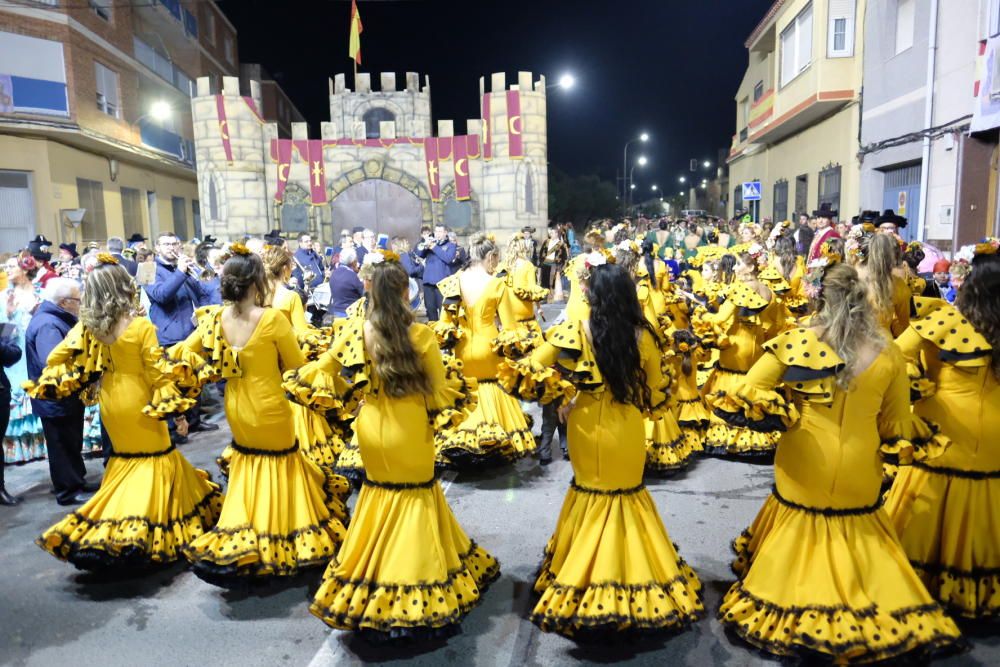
left=812, top=263, right=886, bottom=388
left=81, top=263, right=137, bottom=339
left=505, top=233, right=532, bottom=263
left=366, top=261, right=431, bottom=397
left=860, top=233, right=897, bottom=318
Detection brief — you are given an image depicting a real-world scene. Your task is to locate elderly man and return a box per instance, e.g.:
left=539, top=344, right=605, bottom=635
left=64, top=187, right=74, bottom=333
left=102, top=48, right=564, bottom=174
left=328, top=247, right=363, bottom=319
left=107, top=236, right=138, bottom=276
left=145, top=232, right=216, bottom=439
left=25, top=278, right=96, bottom=505
left=415, top=224, right=458, bottom=321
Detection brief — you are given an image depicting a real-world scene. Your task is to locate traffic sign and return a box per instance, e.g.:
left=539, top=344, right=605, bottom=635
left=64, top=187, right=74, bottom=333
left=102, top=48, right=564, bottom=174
left=742, top=181, right=762, bottom=201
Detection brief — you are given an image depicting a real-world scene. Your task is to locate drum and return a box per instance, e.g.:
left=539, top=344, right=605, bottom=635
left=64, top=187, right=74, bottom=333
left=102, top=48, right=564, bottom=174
left=309, top=282, right=331, bottom=311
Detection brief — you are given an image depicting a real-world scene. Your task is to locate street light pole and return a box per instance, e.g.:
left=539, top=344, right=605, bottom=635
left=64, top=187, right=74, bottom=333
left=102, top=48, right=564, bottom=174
left=622, top=132, right=648, bottom=216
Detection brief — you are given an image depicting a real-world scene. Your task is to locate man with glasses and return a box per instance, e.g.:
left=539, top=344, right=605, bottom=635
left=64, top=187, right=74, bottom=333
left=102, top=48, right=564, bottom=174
left=145, top=232, right=215, bottom=442
left=25, top=278, right=97, bottom=505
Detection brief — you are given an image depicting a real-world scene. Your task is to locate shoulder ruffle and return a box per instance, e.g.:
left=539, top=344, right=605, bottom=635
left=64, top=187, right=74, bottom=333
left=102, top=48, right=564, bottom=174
left=911, top=295, right=944, bottom=320
left=24, top=323, right=111, bottom=401
left=544, top=321, right=604, bottom=391
left=910, top=301, right=992, bottom=366
left=709, top=385, right=800, bottom=432
left=345, top=297, right=367, bottom=322
left=763, top=328, right=844, bottom=404
left=760, top=266, right=791, bottom=293
left=438, top=273, right=461, bottom=303
left=492, top=328, right=542, bottom=359
left=498, top=358, right=576, bottom=406
left=880, top=417, right=951, bottom=465
left=728, top=281, right=770, bottom=311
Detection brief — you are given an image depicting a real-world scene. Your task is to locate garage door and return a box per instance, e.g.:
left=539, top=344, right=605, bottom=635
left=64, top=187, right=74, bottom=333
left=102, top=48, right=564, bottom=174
left=0, top=171, right=35, bottom=252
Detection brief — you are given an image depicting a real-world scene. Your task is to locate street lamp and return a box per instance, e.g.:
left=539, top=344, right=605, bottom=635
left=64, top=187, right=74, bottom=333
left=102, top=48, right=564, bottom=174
left=630, top=183, right=637, bottom=190
left=703, top=160, right=712, bottom=169
left=135, top=100, right=172, bottom=126
left=558, top=73, right=575, bottom=90
left=651, top=184, right=658, bottom=192
left=623, top=132, right=650, bottom=213
left=679, top=176, right=686, bottom=184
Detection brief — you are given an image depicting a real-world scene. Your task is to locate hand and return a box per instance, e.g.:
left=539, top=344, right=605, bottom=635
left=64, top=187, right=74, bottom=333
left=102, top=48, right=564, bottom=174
left=177, top=256, right=192, bottom=274
left=557, top=399, right=574, bottom=424
left=175, top=415, right=189, bottom=437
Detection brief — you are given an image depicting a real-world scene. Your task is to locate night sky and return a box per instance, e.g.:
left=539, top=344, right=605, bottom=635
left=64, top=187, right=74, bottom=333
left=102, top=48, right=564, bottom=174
left=218, top=0, right=774, bottom=194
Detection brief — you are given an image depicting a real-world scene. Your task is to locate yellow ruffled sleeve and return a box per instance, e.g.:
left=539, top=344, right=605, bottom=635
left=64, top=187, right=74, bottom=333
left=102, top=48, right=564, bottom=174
left=417, top=325, right=478, bottom=429
left=708, top=350, right=799, bottom=432
left=24, top=322, right=110, bottom=402
left=282, top=317, right=363, bottom=418
left=135, top=320, right=198, bottom=419
left=510, top=260, right=548, bottom=303
left=877, top=345, right=950, bottom=464
left=497, top=327, right=577, bottom=406
left=282, top=350, right=345, bottom=415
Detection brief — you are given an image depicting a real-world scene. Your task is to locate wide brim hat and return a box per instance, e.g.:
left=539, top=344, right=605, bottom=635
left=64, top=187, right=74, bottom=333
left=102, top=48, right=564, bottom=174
left=264, top=229, right=284, bottom=246
left=58, top=243, right=79, bottom=258
left=875, top=209, right=908, bottom=228
left=27, top=234, right=53, bottom=261
left=126, top=233, right=147, bottom=244
left=812, top=203, right=838, bottom=219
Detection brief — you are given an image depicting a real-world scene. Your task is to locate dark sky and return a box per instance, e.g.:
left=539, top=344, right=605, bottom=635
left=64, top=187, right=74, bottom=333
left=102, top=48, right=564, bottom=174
left=218, top=0, right=774, bottom=194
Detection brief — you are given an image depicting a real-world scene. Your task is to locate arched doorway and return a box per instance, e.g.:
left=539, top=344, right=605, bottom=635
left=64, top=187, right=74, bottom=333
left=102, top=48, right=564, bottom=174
left=330, top=179, right=423, bottom=244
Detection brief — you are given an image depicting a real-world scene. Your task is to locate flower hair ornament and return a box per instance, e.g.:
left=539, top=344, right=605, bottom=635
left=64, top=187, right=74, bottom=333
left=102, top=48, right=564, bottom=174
left=974, top=236, right=1000, bottom=257
left=746, top=242, right=767, bottom=266
left=615, top=239, right=639, bottom=254
left=96, top=253, right=120, bottom=266
left=362, top=249, right=401, bottom=267
left=818, top=240, right=843, bottom=265
left=804, top=249, right=842, bottom=300
left=229, top=242, right=251, bottom=257
left=906, top=241, right=923, bottom=255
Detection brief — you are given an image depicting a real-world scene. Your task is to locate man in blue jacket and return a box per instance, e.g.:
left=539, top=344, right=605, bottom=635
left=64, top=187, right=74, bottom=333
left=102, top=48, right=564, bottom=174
left=415, top=224, right=457, bottom=321
left=293, top=232, right=326, bottom=326
left=145, top=232, right=217, bottom=439
left=328, top=247, right=364, bottom=319
left=25, top=278, right=96, bottom=505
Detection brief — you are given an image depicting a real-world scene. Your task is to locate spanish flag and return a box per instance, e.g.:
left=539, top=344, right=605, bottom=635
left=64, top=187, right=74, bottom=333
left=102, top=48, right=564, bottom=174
left=349, top=0, right=363, bottom=65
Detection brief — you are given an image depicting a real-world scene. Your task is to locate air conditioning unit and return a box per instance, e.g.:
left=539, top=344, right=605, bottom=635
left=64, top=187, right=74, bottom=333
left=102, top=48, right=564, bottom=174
left=61, top=209, right=86, bottom=227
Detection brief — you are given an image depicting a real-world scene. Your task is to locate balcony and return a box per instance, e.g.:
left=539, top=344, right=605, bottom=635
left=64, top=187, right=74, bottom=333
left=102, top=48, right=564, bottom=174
left=134, top=37, right=194, bottom=97
left=134, top=0, right=198, bottom=50
left=139, top=118, right=194, bottom=166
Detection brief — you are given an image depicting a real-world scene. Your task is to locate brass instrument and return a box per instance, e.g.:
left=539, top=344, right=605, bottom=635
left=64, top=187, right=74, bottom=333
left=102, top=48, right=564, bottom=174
left=291, top=254, right=318, bottom=300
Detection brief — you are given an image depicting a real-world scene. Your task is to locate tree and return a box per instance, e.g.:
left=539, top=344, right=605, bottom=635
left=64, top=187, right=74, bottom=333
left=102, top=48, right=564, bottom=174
left=548, top=168, right=619, bottom=228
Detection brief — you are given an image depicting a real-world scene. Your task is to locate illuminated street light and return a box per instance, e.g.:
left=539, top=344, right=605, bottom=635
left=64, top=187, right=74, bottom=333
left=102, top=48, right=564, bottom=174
left=637, top=155, right=648, bottom=166
left=679, top=176, right=686, bottom=184
left=630, top=183, right=637, bottom=190
left=640, top=132, right=649, bottom=142
left=150, top=100, right=172, bottom=122
left=651, top=184, right=658, bottom=192
left=558, top=73, right=576, bottom=90
left=623, top=133, right=650, bottom=214
left=703, top=160, right=712, bottom=169
left=700, top=183, right=707, bottom=190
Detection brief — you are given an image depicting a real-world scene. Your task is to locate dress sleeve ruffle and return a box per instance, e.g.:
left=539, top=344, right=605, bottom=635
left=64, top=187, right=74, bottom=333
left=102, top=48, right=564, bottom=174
left=879, top=417, right=951, bottom=465
left=297, top=327, right=331, bottom=362
left=24, top=324, right=111, bottom=400
left=709, top=385, right=800, bottom=432
left=907, top=360, right=936, bottom=402
left=690, top=306, right=728, bottom=348
left=428, top=355, right=479, bottom=429
left=142, top=382, right=199, bottom=420
left=492, top=328, right=541, bottom=359
left=432, top=318, right=464, bottom=350
left=158, top=345, right=216, bottom=393
left=498, top=358, right=577, bottom=406
left=909, top=300, right=993, bottom=367
left=282, top=359, right=345, bottom=414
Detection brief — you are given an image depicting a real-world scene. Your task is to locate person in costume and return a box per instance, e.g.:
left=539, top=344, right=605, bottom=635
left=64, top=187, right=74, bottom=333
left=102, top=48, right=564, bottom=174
left=852, top=229, right=911, bottom=337
left=434, top=234, right=532, bottom=468
left=671, top=329, right=711, bottom=456
left=499, top=257, right=703, bottom=638
left=260, top=246, right=339, bottom=470
left=562, top=228, right=606, bottom=324
left=885, top=238, right=1000, bottom=619
left=284, top=254, right=498, bottom=642
left=496, top=231, right=548, bottom=358
left=698, top=245, right=786, bottom=457
left=169, top=246, right=349, bottom=586
left=713, top=259, right=961, bottom=663
left=807, top=203, right=840, bottom=262
left=30, top=257, right=222, bottom=570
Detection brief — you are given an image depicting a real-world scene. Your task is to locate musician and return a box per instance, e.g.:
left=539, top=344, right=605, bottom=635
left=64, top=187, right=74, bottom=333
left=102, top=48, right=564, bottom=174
left=292, top=232, right=325, bottom=294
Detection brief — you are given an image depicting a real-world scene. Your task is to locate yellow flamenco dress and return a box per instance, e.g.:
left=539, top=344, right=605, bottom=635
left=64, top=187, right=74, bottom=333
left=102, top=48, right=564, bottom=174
left=500, top=321, right=704, bottom=638
left=563, top=254, right=592, bottom=323
left=875, top=274, right=912, bottom=338
left=272, top=287, right=342, bottom=470
left=496, top=257, right=548, bottom=357
left=283, top=318, right=499, bottom=640
left=433, top=272, right=533, bottom=468
left=672, top=340, right=712, bottom=456
left=885, top=301, right=1000, bottom=619
left=699, top=281, right=786, bottom=456
left=325, top=297, right=370, bottom=484
left=168, top=308, right=349, bottom=585
left=30, top=318, right=223, bottom=570
left=713, top=328, right=961, bottom=663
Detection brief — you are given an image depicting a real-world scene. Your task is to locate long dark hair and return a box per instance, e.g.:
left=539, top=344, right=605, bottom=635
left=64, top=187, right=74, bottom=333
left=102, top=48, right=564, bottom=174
left=587, top=264, right=655, bottom=409
left=366, top=261, right=431, bottom=397
left=956, top=253, right=1000, bottom=380
left=640, top=238, right=658, bottom=290
left=673, top=329, right=701, bottom=378
left=719, top=254, right=737, bottom=284
left=774, top=235, right=797, bottom=280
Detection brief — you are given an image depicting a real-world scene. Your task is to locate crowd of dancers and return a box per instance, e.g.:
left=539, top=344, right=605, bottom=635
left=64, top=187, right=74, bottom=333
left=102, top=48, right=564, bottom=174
left=22, top=208, right=1000, bottom=662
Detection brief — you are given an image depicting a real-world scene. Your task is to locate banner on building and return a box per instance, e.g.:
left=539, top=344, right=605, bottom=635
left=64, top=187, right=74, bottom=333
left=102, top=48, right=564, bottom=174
left=424, top=137, right=441, bottom=201
left=271, top=139, right=293, bottom=202
left=306, top=140, right=327, bottom=205
left=506, top=89, right=524, bottom=158
left=453, top=135, right=471, bottom=200
left=972, top=36, right=1000, bottom=132
left=215, top=95, right=233, bottom=164
left=481, top=92, right=493, bottom=160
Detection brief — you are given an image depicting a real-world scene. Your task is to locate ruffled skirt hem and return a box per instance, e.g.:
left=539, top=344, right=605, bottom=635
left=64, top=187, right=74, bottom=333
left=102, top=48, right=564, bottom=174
left=702, top=421, right=780, bottom=457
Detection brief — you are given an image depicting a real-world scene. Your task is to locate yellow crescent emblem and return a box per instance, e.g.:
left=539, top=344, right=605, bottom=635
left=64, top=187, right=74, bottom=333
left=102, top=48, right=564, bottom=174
left=508, top=115, right=522, bottom=135
left=455, top=158, right=468, bottom=177
left=219, top=120, right=230, bottom=141
left=278, top=163, right=289, bottom=182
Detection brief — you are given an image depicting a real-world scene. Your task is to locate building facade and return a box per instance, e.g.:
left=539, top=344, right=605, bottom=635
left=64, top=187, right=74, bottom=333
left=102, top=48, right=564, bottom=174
left=191, top=71, right=549, bottom=245
left=0, top=0, right=294, bottom=250
left=729, top=0, right=866, bottom=224
left=239, top=63, right=305, bottom=139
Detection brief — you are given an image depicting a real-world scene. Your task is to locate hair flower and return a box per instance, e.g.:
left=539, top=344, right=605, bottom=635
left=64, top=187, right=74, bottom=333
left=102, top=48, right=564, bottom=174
left=96, top=253, right=119, bottom=266
left=677, top=341, right=691, bottom=353
left=362, top=252, right=385, bottom=267
left=583, top=251, right=607, bottom=269
left=974, top=237, right=1000, bottom=257
left=229, top=242, right=251, bottom=257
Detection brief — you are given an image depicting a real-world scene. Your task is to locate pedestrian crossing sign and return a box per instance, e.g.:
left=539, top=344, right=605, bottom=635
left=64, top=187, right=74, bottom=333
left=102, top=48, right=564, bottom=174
left=742, top=181, right=762, bottom=201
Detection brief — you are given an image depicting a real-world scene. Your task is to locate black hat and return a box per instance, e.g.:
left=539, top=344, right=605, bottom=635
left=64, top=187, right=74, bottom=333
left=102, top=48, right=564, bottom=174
left=201, top=235, right=218, bottom=246
left=812, top=203, right=838, bottom=219
left=127, top=233, right=146, bottom=244
left=264, top=229, right=284, bottom=246
left=58, top=243, right=78, bottom=258
left=27, top=235, right=53, bottom=262
left=351, top=226, right=366, bottom=234
left=860, top=210, right=879, bottom=224
left=875, top=209, right=908, bottom=228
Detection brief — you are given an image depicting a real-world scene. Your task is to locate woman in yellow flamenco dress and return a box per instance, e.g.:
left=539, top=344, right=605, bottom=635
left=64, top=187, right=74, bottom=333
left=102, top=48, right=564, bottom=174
left=885, top=245, right=1000, bottom=619
left=714, top=261, right=961, bottom=663
left=261, top=246, right=340, bottom=470
left=496, top=231, right=548, bottom=357
left=283, top=256, right=498, bottom=641
left=698, top=248, right=786, bottom=456
left=500, top=258, right=704, bottom=638
left=562, top=228, right=607, bottom=323
left=852, top=229, right=911, bottom=338
left=32, top=258, right=222, bottom=570
left=168, top=247, right=349, bottom=586
left=670, top=329, right=711, bottom=455
left=434, top=234, right=533, bottom=468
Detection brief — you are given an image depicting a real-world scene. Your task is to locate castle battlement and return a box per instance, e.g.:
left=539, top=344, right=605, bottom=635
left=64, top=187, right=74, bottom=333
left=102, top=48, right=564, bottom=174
left=330, top=71, right=429, bottom=96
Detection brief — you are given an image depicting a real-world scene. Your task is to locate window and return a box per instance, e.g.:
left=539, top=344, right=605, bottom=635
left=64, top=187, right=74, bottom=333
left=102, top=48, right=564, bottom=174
left=76, top=178, right=107, bottom=241
left=991, top=0, right=1000, bottom=38
left=192, top=200, right=202, bottom=239
left=795, top=174, right=809, bottom=216
left=208, top=178, right=219, bottom=221
left=818, top=165, right=842, bottom=216
left=773, top=180, right=789, bottom=222
left=895, top=0, right=915, bottom=55
left=223, top=34, right=235, bottom=65
left=171, top=196, right=187, bottom=237
left=203, top=10, right=216, bottom=46
left=780, top=3, right=813, bottom=87
left=524, top=165, right=536, bottom=214
left=828, top=0, right=855, bottom=57
left=88, top=0, right=111, bottom=21
left=120, top=187, right=143, bottom=239
left=362, top=107, right=396, bottom=138
left=94, top=62, right=120, bottom=118
left=733, top=186, right=744, bottom=215
left=753, top=81, right=764, bottom=103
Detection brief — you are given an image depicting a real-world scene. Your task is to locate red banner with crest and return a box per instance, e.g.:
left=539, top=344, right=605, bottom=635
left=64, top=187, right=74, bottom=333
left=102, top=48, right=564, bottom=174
left=271, top=139, right=293, bottom=203
left=453, top=136, right=470, bottom=201
left=482, top=92, right=493, bottom=161
left=215, top=95, right=233, bottom=164
left=506, top=90, right=524, bottom=158
left=424, top=137, right=441, bottom=201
